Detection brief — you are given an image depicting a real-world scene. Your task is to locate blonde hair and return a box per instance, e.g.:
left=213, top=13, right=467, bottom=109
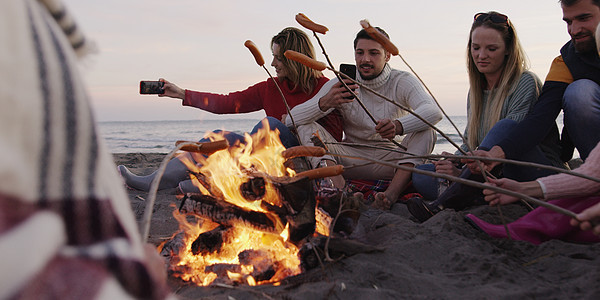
left=466, top=12, right=528, bottom=149
left=271, top=27, right=323, bottom=94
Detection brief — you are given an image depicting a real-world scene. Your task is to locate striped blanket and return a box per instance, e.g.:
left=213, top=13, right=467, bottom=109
left=0, top=0, right=171, bottom=298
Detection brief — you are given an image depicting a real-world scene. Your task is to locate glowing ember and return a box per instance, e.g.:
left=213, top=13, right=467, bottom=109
left=159, top=120, right=330, bottom=286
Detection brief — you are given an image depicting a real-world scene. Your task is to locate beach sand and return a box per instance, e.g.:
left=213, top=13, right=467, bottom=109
left=114, top=153, right=600, bottom=299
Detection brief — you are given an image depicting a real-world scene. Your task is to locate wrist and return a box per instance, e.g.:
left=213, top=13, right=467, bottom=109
left=521, top=181, right=543, bottom=199
left=318, top=98, right=328, bottom=112
left=180, top=89, right=187, bottom=100
left=394, top=120, right=403, bottom=135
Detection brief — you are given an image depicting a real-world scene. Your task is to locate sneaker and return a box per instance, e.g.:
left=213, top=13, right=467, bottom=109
left=406, top=197, right=441, bottom=223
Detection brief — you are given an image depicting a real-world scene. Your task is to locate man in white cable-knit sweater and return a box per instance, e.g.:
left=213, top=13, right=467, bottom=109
left=286, top=27, right=442, bottom=209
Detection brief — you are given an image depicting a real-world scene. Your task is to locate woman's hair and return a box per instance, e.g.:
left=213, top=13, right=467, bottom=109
left=271, top=27, right=322, bottom=94
left=465, top=11, right=528, bottom=149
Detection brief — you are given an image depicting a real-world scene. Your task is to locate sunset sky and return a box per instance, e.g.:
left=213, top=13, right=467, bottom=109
left=62, top=0, right=570, bottom=122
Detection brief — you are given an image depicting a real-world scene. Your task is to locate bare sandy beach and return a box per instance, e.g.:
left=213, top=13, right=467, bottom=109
left=114, top=153, right=600, bottom=299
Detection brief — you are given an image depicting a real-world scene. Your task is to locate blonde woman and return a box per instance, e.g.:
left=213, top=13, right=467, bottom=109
left=119, top=27, right=343, bottom=191
left=408, top=12, right=563, bottom=222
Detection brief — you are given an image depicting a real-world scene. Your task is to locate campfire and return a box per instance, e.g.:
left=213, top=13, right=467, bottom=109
left=158, top=121, right=339, bottom=286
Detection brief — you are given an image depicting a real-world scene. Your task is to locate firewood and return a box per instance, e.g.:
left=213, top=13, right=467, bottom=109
left=179, top=194, right=282, bottom=234
left=191, top=225, right=231, bottom=255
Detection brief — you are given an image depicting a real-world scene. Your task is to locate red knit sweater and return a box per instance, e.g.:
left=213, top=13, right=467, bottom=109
left=182, top=77, right=343, bottom=141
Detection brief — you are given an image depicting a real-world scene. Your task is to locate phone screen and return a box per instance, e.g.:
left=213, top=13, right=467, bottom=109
left=139, top=81, right=164, bottom=94
left=339, top=64, right=356, bottom=99
left=339, top=63, right=356, bottom=80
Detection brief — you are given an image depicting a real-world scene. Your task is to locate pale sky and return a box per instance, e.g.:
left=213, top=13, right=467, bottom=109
left=62, top=0, right=569, bottom=122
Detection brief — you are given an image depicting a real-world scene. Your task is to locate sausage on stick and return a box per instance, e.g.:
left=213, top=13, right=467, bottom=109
left=295, top=13, right=329, bottom=35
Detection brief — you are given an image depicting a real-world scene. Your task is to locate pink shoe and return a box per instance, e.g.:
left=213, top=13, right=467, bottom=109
left=465, top=196, right=600, bottom=245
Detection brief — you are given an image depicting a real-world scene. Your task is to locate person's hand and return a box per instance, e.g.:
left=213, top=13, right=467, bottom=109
left=158, top=78, right=185, bottom=100
left=482, top=178, right=523, bottom=206
left=570, top=202, right=600, bottom=235
left=318, top=79, right=358, bottom=111
left=375, top=119, right=401, bottom=140
left=280, top=113, right=288, bottom=124
left=433, top=152, right=461, bottom=177
left=462, top=145, right=505, bottom=175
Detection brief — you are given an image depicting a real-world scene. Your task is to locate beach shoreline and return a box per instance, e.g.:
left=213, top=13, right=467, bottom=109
left=113, top=152, right=599, bottom=299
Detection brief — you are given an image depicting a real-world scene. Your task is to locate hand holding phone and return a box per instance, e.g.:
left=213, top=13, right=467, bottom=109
left=139, top=80, right=164, bottom=94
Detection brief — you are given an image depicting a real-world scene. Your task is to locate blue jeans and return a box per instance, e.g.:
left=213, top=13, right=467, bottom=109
left=250, top=116, right=299, bottom=148
left=412, top=119, right=557, bottom=201
left=563, top=79, right=600, bottom=160
left=199, top=116, right=299, bottom=148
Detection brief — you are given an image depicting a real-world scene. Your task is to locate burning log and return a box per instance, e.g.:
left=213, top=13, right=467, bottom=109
left=274, top=176, right=316, bottom=243
left=179, top=194, right=282, bottom=234
left=240, top=176, right=266, bottom=200
left=238, top=249, right=277, bottom=282
left=191, top=225, right=232, bottom=255
left=159, top=231, right=187, bottom=261
left=245, top=165, right=319, bottom=243
left=204, top=264, right=242, bottom=278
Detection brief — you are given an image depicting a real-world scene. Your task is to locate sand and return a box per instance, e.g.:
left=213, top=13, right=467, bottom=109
left=113, top=153, right=600, bottom=300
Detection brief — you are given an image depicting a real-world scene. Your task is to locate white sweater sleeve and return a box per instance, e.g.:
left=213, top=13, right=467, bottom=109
left=285, top=78, right=339, bottom=126
left=395, top=73, right=442, bottom=134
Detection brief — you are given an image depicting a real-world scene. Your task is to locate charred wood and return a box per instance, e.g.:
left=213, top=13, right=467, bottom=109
left=159, top=231, right=186, bottom=265
left=238, top=249, right=277, bottom=282
left=191, top=225, right=232, bottom=255
left=204, top=263, right=242, bottom=278
left=179, top=194, right=281, bottom=234
left=240, top=176, right=266, bottom=200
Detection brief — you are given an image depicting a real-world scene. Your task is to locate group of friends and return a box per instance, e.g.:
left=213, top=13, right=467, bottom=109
left=119, top=0, right=600, bottom=244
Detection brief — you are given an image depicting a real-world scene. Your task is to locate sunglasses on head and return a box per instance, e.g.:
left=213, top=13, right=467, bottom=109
left=474, top=12, right=508, bottom=24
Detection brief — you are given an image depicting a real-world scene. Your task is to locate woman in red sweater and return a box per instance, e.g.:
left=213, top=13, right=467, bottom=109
left=119, top=27, right=342, bottom=192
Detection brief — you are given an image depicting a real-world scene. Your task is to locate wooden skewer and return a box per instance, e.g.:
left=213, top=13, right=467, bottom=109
left=244, top=41, right=302, bottom=144
left=330, top=152, right=578, bottom=219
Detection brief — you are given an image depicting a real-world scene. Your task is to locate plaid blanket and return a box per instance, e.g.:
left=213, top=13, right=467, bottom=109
left=0, top=1, right=171, bottom=298
left=345, top=179, right=421, bottom=203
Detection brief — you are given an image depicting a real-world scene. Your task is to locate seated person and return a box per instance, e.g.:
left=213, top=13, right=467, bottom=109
left=465, top=141, right=600, bottom=244
left=407, top=12, right=562, bottom=222
left=286, top=27, right=442, bottom=209
left=118, top=27, right=343, bottom=192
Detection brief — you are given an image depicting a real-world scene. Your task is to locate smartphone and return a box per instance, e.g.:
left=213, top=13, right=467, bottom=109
left=339, top=63, right=356, bottom=80
left=139, top=80, right=164, bottom=94
left=339, top=63, right=356, bottom=99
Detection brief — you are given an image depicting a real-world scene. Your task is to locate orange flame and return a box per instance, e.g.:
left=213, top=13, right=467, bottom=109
left=161, top=120, right=320, bottom=286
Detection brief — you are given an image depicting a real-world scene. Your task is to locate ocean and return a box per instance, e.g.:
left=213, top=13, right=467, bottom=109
left=98, top=116, right=468, bottom=154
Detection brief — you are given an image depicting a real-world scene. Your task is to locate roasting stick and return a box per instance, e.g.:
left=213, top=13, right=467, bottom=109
left=244, top=40, right=302, bottom=143
left=285, top=49, right=463, bottom=159
left=282, top=145, right=587, bottom=222
left=333, top=71, right=465, bottom=155
left=294, top=13, right=407, bottom=151
left=323, top=151, right=578, bottom=219
left=324, top=141, right=600, bottom=183
left=140, top=140, right=229, bottom=242
left=359, top=20, right=466, bottom=153
left=283, top=145, right=600, bottom=228
left=358, top=20, right=497, bottom=178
